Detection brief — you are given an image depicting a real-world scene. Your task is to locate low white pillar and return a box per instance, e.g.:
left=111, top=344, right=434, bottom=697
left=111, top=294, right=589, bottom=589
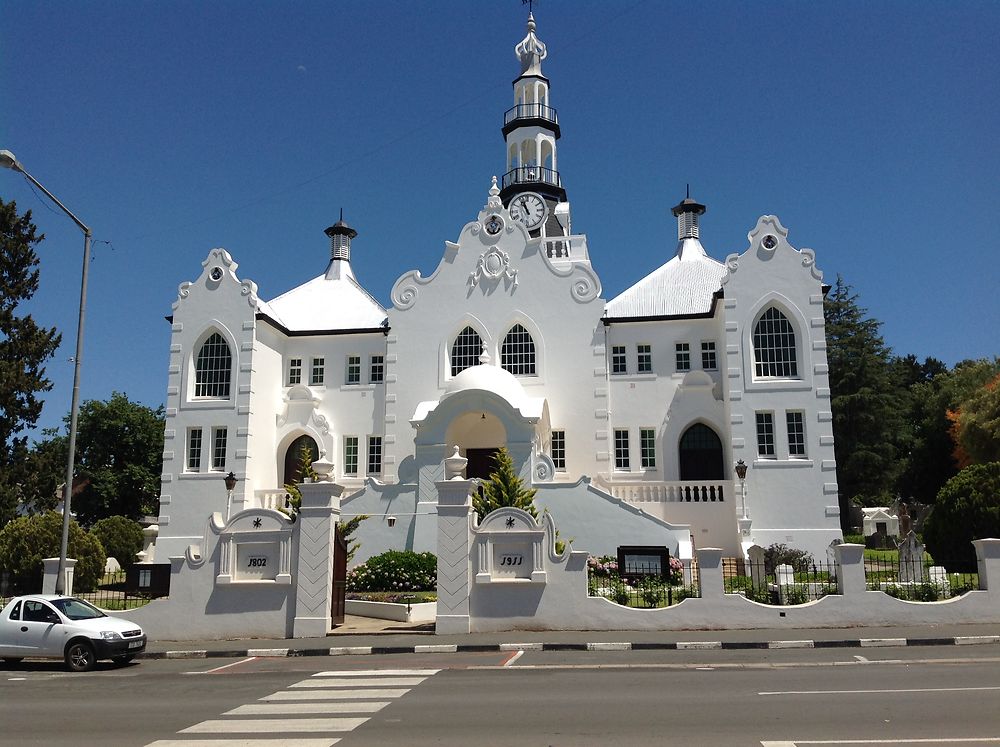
left=972, top=538, right=1000, bottom=592
left=696, top=548, right=724, bottom=600
left=292, top=479, right=344, bottom=638
left=436, top=447, right=475, bottom=635
left=835, top=543, right=866, bottom=596
left=42, top=558, right=77, bottom=595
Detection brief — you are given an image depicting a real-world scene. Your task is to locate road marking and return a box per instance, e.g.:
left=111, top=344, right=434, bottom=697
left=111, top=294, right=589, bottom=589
left=768, top=640, right=815, bottom=649
left=853, top=655, right=869, bottom=663
left=147, top=740, right=339, bottom=747
left=500, top=642, right=543, bottom=651
left=587, top=642, right=631, bottom=651
left=225, top=701, right=389, bottom=715
left=295, top=676, right=427, bottom=687
left=502, top=650, right=524, bottom=667
left=261, top=689, right=397, bottom=701
left=761, top=739, right=1000, bottom=745
left=859, top=638, right=907, bottom=647
left=677, top=641, right=723, bottom=650
left=759, top=686, right=1000, bottom=696
left=247, top=648, right=289, bottom=657
left=203, top=657, right=257, bottom=674
left=954, top=635, right=1000, bottom=645
left=277, top=687, right=411, bottom=698
left=165, top=650, right=207, bottom=659
left=180, top=717, right=369, bottom=734
left=413, top=644, right=457, bottom=653
left=328, top=646, right=373, bottom=656
left=312, top=669, right=439, bottom=677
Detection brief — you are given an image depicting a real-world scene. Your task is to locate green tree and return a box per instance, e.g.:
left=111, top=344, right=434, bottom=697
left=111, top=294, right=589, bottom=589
left=824, top=277, right=907, bottom=524
left=90, top=515, right=144, bottom=569
left=67, top=392, right=165, bottom=525
left=0, top=199, right=62, bottom=527
left=0, top=511, right=105, bottom=593
left=474, top=447, right=538, bottom=520
left=923, top=462, right=1000, bottom=572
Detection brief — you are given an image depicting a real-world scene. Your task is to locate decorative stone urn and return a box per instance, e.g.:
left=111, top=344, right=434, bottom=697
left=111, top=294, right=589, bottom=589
left=444, top=445, right=468, bottom=480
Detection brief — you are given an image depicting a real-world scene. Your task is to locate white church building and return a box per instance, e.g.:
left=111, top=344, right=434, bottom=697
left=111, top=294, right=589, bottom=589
left=154, top=15, right=842, bottom=569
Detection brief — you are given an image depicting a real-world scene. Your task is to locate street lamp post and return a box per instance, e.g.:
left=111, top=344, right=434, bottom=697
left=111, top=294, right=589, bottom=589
left=224, top=471, right=238, bottom=520
left=735, top=459, right=749, bottom=520
left=1, top=149, right=91, bottom=596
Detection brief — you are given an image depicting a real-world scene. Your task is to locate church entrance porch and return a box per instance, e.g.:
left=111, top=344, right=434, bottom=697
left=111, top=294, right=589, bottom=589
left=466, top=448, right=501, bottom=480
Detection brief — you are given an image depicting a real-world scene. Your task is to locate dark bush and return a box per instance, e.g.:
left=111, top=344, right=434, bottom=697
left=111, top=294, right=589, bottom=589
left=90, top=516, right=144, bottom=569
left=924, top=462, right=1000, bottom=572
left=0, top=511, right=106, bottom=593
left=763, top=543, right=814, bottom=574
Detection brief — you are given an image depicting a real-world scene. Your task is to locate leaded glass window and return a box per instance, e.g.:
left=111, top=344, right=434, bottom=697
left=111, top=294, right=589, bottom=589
left=194, top=333, right=231, bottom=398
left=451, top=326, right=483, bottom=376
left=614, top=428, right=630, bottom=470
left=786, top=411, right=806, bottom=457
left=756, top=412, right=776, bottom=457
left=551, top=430, right=565, bottom=470
left=501, top=324, right=536, bottom=376
left=637, top=344, right=652, bottom=374
left=753, top=307, right=798, bottom=378
left=640, top=428, right=656, bottom=468
left=344, top=437, right=359, bottom=475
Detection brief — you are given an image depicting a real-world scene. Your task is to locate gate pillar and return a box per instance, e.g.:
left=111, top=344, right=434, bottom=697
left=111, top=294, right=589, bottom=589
left=435, top=447, right=475, bottom=635
left=292, top=476, right=344, bottom=638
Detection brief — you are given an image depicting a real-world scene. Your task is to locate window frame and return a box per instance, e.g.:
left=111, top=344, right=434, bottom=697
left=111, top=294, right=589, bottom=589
left=755, top=411, right=776, bottom=458
left=310, top=357, right=325, bottom=386
left=753, top=306, right=799, bottom=379
left=637, top=344, right=652, bottom=374
left=367, top=436, right=383, bottom=475
left=614, top=428, right=631, bottom=471
left=193, top=332, right=232, bottom=399
left=186, top=428, right=203, bottom=472
left=287, top=357, right=302, bottom=386
left=701, top=341, right=717, bottom=371
left=551, top=430, right=566, bottom=471
left=346, top=355, right=361, bottom=385
left=500, top=323, right=537, bottom=376
left=786, top=410, right=807, bottom=458
left=451, top=326, right=483, bottom=377
left=343, top=436, right=359, bottom=476
left=675, top=342, right=691, bottom=373
left=369, top=355, right=384, bottom=384
left=611, top=346, right=627, bottom=375
left=211, top=427, right=227, bottom=471
left=639, top=427, right=656, bottom=469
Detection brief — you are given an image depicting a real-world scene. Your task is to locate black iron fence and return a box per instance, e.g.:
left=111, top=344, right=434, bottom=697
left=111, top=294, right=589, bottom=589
left=864, top=555, right=979, bottom=601
left=587, top=556, right=700, bottom=608
left=725, top=558, right=839, bottom=605
left=0, top=567, right=155, bottom=611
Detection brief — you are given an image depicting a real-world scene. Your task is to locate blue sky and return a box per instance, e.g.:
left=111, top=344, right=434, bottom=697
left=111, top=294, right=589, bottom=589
left=3, top=0, right=998, bottom=440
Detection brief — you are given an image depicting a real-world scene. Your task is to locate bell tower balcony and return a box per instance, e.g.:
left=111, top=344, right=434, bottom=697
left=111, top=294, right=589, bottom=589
left=502, top=103, right=561, bottom=139
left=499, top=165, right=565, bottom=203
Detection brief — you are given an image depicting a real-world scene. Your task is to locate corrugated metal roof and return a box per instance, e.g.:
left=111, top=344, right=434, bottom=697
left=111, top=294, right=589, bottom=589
left=605, top=238, right=725, bottom=318
left=265, top=260, right=387, bottom=332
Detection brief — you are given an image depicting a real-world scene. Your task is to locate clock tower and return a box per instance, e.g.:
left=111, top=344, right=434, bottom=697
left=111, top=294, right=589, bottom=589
left=500, top=13, right=569, bottom=238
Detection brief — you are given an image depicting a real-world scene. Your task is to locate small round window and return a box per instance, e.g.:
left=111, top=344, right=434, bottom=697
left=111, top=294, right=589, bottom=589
left=762, top=235, right=778, bottom=250
left=209, top=267, right=224, bottom=281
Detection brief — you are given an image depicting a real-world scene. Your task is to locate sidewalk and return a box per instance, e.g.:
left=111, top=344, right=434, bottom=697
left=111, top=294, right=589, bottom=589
left=140, top=617, right=1000, bottom=659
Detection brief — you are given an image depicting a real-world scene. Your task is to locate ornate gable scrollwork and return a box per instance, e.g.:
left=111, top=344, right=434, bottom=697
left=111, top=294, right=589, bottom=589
left=469, top=247, right=518, bottom=290
left=173, top=248, right=262, bottom=310
left=722, top=215, right=823, bottom=285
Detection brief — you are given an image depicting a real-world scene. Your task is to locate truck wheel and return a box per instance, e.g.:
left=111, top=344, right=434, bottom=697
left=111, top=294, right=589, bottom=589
left=65, top=641, right=96, bottom=672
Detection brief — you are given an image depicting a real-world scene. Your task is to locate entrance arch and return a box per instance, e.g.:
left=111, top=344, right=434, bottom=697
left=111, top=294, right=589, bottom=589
left=283, top=434, right=319, bottom=486
left=678, top=423, right=724, bottom=480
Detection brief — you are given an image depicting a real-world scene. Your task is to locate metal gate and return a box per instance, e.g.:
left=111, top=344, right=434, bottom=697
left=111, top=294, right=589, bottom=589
left=331, top=524, right=348, bottom=626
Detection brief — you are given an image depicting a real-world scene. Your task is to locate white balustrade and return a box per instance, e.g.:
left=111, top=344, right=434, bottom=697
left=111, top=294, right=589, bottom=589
left=597, top=479, right=732, bottom=504
left=254, top=489, right=289, bottom=511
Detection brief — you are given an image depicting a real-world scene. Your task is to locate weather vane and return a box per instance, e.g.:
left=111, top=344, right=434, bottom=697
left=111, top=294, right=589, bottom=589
left=522, top=0, right=538, bottom=15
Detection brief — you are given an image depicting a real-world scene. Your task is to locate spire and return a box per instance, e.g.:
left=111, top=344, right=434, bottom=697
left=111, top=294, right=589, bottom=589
left=671, top=190, right=707, bottom=241
left=515, top=13, right=547, bottom=77
left=324, top=210, right=358, bottom=262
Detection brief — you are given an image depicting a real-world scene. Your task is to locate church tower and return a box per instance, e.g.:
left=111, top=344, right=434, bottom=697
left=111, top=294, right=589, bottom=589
left=500, top=13, right=569, bottom=238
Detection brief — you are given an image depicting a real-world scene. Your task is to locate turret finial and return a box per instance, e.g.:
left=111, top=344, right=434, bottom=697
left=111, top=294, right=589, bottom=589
left=671, top=191, right=707, bottom=241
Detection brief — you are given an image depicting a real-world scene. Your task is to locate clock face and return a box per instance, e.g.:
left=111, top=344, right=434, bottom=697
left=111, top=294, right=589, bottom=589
left=509, top=193, right=547, bottom=230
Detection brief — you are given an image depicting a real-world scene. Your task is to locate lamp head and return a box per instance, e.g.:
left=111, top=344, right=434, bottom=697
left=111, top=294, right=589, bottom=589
left=224, top=471, right=238, bottom=491
left=387, top=515, right=397, bottom=528
left=0, top=150, right=22, bottom=171
left=735, top=459, right=748, bottom=480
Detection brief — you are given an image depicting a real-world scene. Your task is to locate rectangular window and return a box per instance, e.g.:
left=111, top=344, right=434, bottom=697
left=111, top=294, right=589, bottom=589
left=756, top=412, right=776, bottom=457
left=701, top=341, right=717, bottom=371
left=186, top=428, right=202, bottom=472
left=211, top=427, right=227, bottom=471
left=611, top=345, right=627, bottom=375
left=614, top=428, right=630, bottom=470
left=310, top=357, right=325, bottom=385
left=288, top=358, right=302, bottom=385
left=675, top=342, right=691, bottom=372
left=786, top=411, right=806, bottom=458
left=370, top=355, right=384, bottom=384
left=344, top=436, right=359, bottom=475
left=367, top=436, right=382, bottom=475
left=346, top=355, right=361, bottom=385
left=637, top=344, right=652, bottom=374
left=551, top=430, right=566, bottom=470
left=640, top=428, right=656, bottom=469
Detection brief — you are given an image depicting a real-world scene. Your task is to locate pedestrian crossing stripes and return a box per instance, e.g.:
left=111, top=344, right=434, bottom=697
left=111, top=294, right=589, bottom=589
left=144, top=668, right=439, bottom=747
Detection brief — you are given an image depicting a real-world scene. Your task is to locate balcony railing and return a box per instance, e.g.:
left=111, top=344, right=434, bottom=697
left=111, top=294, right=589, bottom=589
left=504, top=103, right=559, bottom=127
left=501, top=166, right=561, bottom=191
left=254, top=489, right=290, bottom=511
left=601, top=479, right=730, bottom=504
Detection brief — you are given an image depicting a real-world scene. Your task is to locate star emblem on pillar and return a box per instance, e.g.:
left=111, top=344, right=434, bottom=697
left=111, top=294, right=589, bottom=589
left=253, top=517, right=262, bottom=529
left=505, top=516, right=515, bottom=529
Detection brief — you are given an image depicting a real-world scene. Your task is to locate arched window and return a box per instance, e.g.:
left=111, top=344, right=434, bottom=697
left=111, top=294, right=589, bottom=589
left=194, top=332, right=232, bottom=398
left=678, top=424, right=724, bottom=481
left=753, top=307, right=798, bottom=378
left=501, top=324, right=536, bottom=376
left=283, top=435, right=319, bottom=486
left=451, top=326, right=482, bottom=376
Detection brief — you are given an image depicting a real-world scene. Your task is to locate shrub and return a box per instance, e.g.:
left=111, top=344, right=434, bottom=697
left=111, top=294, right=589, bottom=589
left=347, top=550, right=437, bottom=592
left=782, top=585, right=809, bottom=605
left=0, top=511, right=106, bottom=593
left=638, top=577, right=664, bottom=607
left=609, top=577, right=631, bottom=606
left=923, top=462, right=1000, bottom=572
left=90, top=516, right=144, bottom=569
left=764, top=543, right=814, bottom=574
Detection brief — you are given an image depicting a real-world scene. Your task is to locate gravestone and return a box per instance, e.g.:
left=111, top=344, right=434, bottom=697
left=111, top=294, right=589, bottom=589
left=897, top=530, right=925, bottom=584
left=747, top=544, right=767, bottom=590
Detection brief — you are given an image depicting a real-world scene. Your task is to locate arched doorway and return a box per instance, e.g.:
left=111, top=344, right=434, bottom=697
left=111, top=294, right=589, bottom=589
left=283, top=435, right=319, bottom=486
left=678, top=424, right=724, bottom=480
left=445, top=411, right=507, bottom=480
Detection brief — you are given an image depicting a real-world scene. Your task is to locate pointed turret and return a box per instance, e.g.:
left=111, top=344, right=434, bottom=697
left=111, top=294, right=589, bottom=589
left=671, top=188, right=707, bottom=241
left=500, top=13, right=566, bottom=207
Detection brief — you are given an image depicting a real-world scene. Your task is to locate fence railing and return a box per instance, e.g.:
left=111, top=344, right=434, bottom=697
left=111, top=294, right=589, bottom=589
left=587, top=556, right=700, bottom=608
left=725, top=558, right=839, bottom=605
left=0, top=567, right=155, bottom=611
left=864, top=556, right=979, bottom=601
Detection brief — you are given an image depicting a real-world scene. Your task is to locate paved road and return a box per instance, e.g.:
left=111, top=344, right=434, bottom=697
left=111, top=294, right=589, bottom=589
left=4, top=645, right=1000, bottom=746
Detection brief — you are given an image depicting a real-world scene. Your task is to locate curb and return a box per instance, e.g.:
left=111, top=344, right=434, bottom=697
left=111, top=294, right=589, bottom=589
left=140, top=635, right=1000, bottom=661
